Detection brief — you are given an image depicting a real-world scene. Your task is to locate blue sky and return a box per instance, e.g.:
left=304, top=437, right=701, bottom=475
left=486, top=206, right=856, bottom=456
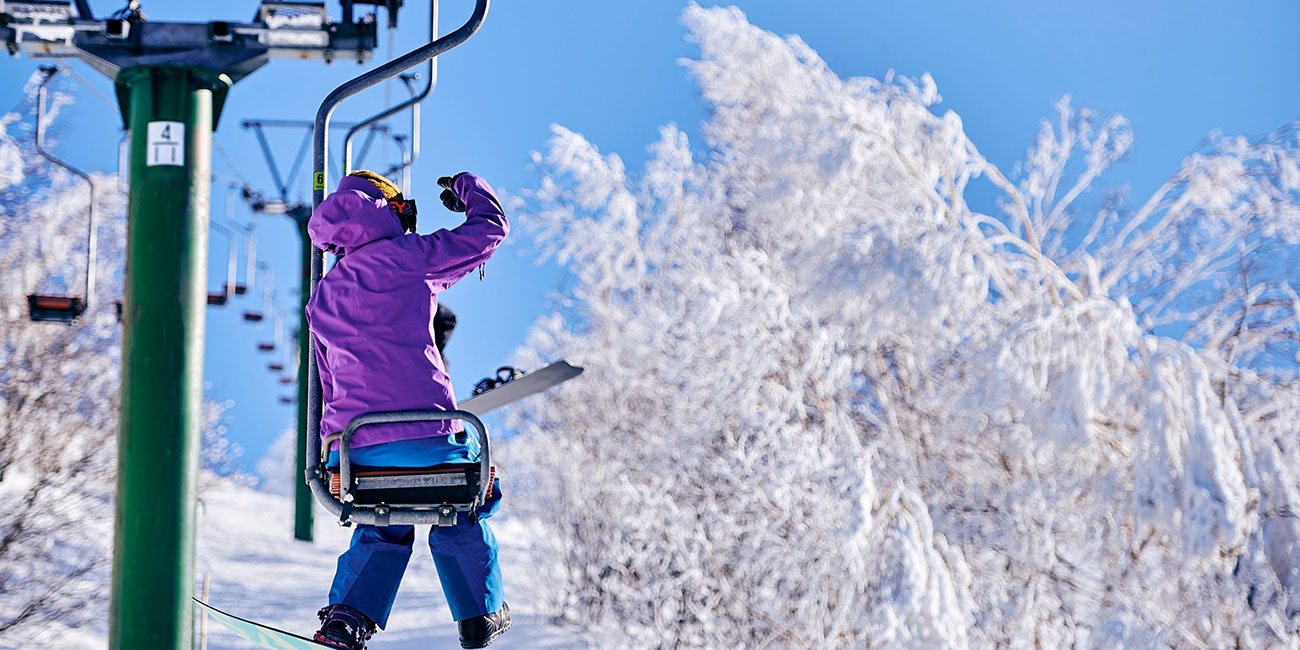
left=2, top=0, right=1297, bottom=473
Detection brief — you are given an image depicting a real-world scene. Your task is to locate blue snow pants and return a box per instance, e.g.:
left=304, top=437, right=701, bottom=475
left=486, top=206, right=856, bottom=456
left=326, top=435, right=503, bottom=627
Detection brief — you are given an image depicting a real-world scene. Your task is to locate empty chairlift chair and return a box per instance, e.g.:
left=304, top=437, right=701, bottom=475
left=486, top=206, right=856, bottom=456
left=243, top=262, right=273, bottom=322
left=257, top=313, right=284, bottom=353
left=27, top=66, right=97, bottom=324
left=206, top=221, right=238, bottom=305
left=219, top=184, right=256, bottom=295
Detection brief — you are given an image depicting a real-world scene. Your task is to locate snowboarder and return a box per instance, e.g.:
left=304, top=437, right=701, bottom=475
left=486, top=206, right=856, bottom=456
left=305, top=169, right=511, bottom=649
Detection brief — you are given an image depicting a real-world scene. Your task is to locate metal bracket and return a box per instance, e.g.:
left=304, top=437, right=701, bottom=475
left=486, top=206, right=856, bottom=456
left=436, top=504, right=457, bottom=527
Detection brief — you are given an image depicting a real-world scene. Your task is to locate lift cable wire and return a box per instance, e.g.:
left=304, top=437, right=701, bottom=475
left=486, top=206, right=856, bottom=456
left=214, top=139, right=253, bottom=189
left=58, top=63, right=117, bottom=111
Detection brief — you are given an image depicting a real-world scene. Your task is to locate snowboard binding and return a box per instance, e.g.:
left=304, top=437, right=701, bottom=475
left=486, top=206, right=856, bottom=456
left=472, top=365, right=525, bottom=396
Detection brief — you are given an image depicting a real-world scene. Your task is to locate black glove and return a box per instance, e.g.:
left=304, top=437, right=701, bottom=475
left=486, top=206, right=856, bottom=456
left=437, top=173, right=469, bottom=212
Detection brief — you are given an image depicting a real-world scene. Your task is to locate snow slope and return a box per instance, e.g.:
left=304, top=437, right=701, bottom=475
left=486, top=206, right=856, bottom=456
left=195, top=480, right=582, bottom=650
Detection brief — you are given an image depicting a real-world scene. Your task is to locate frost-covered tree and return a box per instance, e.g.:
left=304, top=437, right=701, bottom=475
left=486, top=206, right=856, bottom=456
left=0, top=72, right=249, bottom=644
left=504, top=6, right=1300, bottom=648
left=0, top=72, right=126, bottom=644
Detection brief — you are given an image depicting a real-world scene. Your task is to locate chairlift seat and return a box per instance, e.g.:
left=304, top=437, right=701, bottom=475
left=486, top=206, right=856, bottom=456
left=268, top=362, right=285, bottom=371
left=243, top=311, right=264, bottom=322
left=327, top=463, right=495, bottom=510
left=279, top=377, right=294, bottom=385
left=257, top=342, right=276, bottom=352
left=27, top=294, right=85, bottom=323
left=234, top=283, right=249, bottom=295
left=207, top=293, right=228, bottom=306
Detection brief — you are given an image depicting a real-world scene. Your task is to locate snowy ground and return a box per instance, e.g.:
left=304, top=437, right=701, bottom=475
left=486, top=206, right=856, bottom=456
left=194, top=480, right=583, bottom=650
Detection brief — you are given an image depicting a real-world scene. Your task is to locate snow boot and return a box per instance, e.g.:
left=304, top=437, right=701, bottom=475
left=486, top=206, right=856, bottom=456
left=314, top=604, right=376, bottom=650
left=457, top=602, right=511, bottom=648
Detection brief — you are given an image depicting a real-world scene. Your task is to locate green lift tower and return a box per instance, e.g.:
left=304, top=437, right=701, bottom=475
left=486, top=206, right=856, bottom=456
left=0, top=1, right=392, bottom=647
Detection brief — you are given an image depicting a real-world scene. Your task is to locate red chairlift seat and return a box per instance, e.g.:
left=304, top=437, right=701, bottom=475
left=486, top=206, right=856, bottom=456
left=279, top=376, right=294, bottom=385
left=208, top=284, right=239, bottom=306
left=27, top=294, right=85, bottom=323
left=243, top=311, right=264, bottom=322
left=234, top=283, right=248, bottom=295
left=279, top=396, right=294, bottom=404
left=257, top=342, right=276, bottom=352
left=268, top=362, right=285, bottom=371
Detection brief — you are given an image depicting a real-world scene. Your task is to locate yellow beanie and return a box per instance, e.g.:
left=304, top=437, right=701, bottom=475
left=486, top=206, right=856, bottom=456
left=348, top=170, right=401, bottom=200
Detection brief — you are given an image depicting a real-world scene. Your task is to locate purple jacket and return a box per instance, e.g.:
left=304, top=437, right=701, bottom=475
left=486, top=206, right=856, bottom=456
left=306, top=173, right=509, bottom=449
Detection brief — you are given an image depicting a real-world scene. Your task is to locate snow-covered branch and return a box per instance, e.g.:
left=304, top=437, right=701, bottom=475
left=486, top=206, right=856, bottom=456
left=503, top=6, right=1300, bottom=648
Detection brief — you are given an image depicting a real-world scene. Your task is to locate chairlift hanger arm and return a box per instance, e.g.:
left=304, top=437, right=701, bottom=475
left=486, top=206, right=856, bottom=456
left=207, top=221, right=237, bottom=303
left=34, top=67, right=97, bottom=313
left=35, top=69, right=96, bottom=194
left=377, top=72, right=421, bottom=187
left=342, top=0, right=436, bottom=173
left=311, top=0, right=487, bottom=216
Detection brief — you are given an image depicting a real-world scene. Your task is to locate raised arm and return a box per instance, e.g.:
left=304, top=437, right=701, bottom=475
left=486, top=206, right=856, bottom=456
left=421, top=172, right=510, bottom=289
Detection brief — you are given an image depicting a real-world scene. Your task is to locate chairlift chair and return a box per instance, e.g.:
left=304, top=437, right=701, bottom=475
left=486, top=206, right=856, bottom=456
left=304, top=0, right=491, bottom=528
left=243, top=262, right=273, bottom=322
left=269, top=334, right=293, bottom=372
left=206, top=220, right=237, bottom=306
left=257, top=312, right=284, bottom=352
left=26, top=66, right=97, bottom=324
left=218, top=184, right=257, bottom=296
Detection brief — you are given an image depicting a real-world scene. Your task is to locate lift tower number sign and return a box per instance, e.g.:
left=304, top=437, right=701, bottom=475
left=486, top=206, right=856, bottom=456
left=146, top=121, right=185, bottom=167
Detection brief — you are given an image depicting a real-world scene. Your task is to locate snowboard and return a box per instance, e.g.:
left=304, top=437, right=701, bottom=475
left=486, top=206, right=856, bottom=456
left=194, top=598, right=332, bottom=650
left=458, top=360, right=584, bottom=415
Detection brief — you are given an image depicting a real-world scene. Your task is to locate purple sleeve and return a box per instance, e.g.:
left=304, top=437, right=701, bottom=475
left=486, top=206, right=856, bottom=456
left=420, top=173, right=510, bottom=289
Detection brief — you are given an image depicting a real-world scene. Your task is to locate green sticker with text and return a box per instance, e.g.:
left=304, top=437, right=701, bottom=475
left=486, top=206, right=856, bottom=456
left=313, top=172, right=325, bottom=191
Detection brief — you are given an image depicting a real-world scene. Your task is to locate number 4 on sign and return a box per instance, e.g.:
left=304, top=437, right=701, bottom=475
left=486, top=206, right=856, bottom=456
left=146, top=121, right=184, bottom=167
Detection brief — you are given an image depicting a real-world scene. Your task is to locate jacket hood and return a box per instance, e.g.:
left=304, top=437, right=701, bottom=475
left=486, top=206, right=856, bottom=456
left=308, top=175, right=403, bottom=255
